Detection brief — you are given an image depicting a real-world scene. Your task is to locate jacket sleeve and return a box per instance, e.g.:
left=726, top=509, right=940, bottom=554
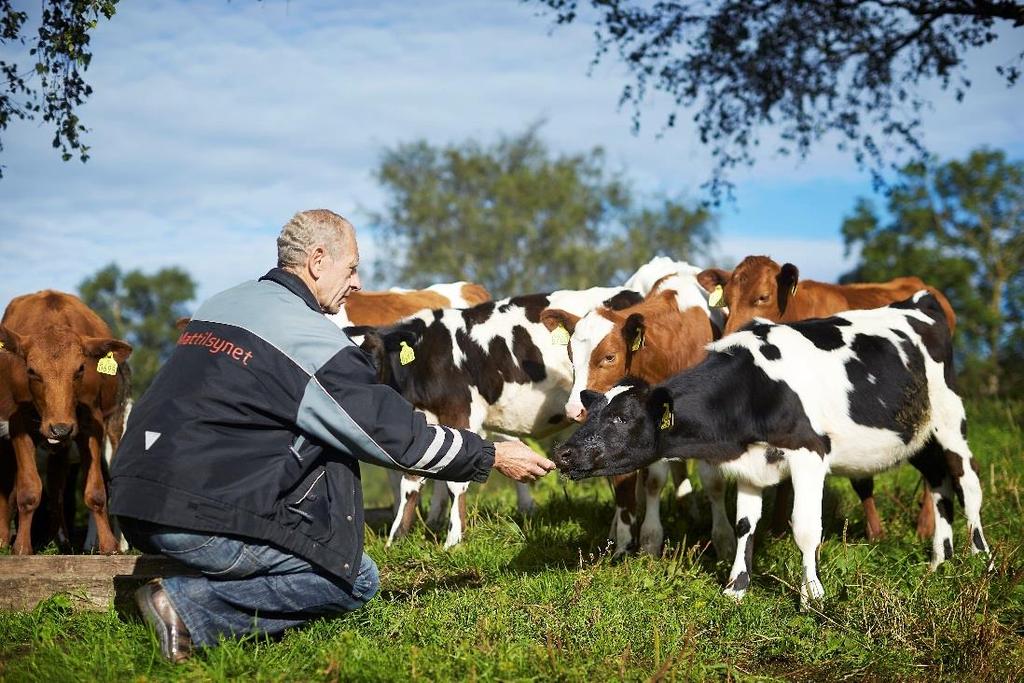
left=294, top=346, right=494, bottom=483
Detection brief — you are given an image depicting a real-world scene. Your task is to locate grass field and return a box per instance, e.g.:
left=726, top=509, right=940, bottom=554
left=1, top=399, right=1022, bottom=681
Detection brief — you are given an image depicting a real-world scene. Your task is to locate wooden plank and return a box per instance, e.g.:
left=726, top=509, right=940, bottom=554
left=0, top=554, right=200, bottom=612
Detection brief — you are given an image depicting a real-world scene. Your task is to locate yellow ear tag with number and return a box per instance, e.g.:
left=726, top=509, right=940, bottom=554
left=399, top=341, right=416, bottom=366
left=0, top=341, right=5, bottom=351
left=96, top=352, right=118, bottom=376
left=660, top=403, right=674, bottom=430
left=708, top=284, right=725, bottom=308
left=630, top=329, right=644, bottom=352
left=550, top=324, right=570, bottom=346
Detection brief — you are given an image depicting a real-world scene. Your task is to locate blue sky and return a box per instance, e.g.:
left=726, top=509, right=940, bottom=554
left=1, top=0, right=1021, bottom=306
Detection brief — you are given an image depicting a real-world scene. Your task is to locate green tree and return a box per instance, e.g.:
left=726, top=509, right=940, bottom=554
left=369, top=124, right=715, bottom=296
left=527, top=1, right=1023, bottom=199
left=840, top=148, right=1024, bottom=395
left=1, top=1, right=119, bottom=178
left=78, top=263, right=195, bottom=397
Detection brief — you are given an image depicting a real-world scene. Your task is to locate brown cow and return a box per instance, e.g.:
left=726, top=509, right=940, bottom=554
left=342, top=282, right=492, bottom=326
left=0, top=290, right=131, bottom=555
left=540, top=274, right=731, bottom=557
left=697, top=255, right=951, bottom=539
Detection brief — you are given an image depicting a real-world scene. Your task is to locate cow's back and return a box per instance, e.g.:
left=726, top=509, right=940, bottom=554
left=790, top=278, right=956, bottom=332
left=345, top=290, right=451, bottom=326
left=3, top=290, right=113, bottom=338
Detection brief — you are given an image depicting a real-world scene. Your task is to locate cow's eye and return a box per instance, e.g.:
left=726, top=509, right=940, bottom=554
left=27, top=367, right=40, bottom=379
left=756, top=294, right=771, bottom=304
left=75, top=364, right=85, bottom=377
left=603, top=354, right=616, bottom=364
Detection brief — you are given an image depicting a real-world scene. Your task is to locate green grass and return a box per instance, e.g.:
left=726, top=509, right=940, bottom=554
left=2, top=399, right=1023, bottom=681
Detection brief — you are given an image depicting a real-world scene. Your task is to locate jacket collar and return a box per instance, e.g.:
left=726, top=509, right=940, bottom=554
left=259, top=267, right=323, bottom=313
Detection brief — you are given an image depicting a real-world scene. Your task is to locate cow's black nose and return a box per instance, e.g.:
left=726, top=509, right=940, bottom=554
left=49, top=423, right=73, bottom=439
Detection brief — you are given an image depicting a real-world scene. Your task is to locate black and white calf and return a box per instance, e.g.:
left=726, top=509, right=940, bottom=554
left=554, top=292, right=990, bottom=605
left=350, top=286, right=640, bottom=548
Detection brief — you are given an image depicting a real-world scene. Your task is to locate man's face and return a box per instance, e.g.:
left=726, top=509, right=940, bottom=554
left=313, top=237, right=362, bottom=314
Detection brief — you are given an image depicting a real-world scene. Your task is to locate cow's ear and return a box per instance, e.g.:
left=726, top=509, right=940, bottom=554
left=344, top=325, right=376, bottom=343
left=697, top=268, right=730, bottom=293
left=647, top=387, right=674, bottom=431
left=382, top=329, right=420, bottom=353
left=356, top=332, right=387, bottom=374
left=603, top=290, right=644, bottom=310
left=540, top=308, right=580, bottom=334
left=82, top=337, right=133, bottom=363
left=777, top=263, right=800, bottom=313
left=622, top=313, right=646, bottom=353
left=0, top=325, right=29, bottom=358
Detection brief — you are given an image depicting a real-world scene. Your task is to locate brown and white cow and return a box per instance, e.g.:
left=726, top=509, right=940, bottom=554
left=0, top=290, right=132, bottom=555
left=332, top=282, right=492, bottom=327
left=541, top=270, right=733, bottom=557
left=697, top=255, right=956, bottom=539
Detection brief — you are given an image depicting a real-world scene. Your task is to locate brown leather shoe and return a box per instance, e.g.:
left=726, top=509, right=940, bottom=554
left=135, top=579, right=193, bottom=663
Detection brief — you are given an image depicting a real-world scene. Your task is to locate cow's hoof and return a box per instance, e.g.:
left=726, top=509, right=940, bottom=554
left=722, top=586, right=746, bottom=602
left=799, top=577, right=825, bottom=610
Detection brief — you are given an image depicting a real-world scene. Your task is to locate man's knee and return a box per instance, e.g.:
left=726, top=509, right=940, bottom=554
left=353, top=554, right=380, bottom=605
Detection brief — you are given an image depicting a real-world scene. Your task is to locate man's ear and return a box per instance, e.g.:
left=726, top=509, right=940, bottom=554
left=308, top=245, right=328, bottom=280
left=0, top=325, right=29, bottom=358
left=622, top=313, right=646, bottom=353
left=82, top=337, right=133, bottom=363
left=777, top=263, right=800, bottom=313
left=540, top=309, right=580, bottom=334
left=697, top=268, right=730, bottom=293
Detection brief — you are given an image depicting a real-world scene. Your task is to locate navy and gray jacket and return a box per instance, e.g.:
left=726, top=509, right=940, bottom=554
left=109, top=268, right=494, bottom=583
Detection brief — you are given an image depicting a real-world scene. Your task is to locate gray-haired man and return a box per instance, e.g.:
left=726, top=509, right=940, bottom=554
left=110, top=209, right=553, bottom=662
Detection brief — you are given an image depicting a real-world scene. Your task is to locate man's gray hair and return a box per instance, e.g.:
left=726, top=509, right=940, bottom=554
left=277, top=209, right=354, bottom=268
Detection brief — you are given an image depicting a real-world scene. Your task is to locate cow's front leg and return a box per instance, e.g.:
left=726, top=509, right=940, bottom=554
left=724, top=481, right=762, bottom=601
left=44, top=445, right=72, bottom=552
left=0, top=439, right=14, bottom=549
left=10, top=416, right=42, bottom=555
left=387, top=474, right=425, bottom=546
left=77, top=411, right=117, bottom=554
left=789, top=450, right=827, bottom=608
left=607, top=472, right=637, bottom=558
left=698, top=460, right=735, bottom=561
left=443, top=481, right=471, bottom=549
left=638, top=460, right=668, bottom=556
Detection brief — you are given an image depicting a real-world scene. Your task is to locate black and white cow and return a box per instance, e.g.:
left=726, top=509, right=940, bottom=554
left=350, top=286, right=642, bottom=548
left=554, top=291, right=990, bottom=606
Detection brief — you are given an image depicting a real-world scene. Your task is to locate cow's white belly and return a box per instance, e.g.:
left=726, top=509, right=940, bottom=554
left=823, top=422, right=931, bottom=478
left=480, top=379, right=572, bottom=438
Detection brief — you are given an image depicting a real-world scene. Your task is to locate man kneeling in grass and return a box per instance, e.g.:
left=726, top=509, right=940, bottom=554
left=109, top=209, right=554, bottom=663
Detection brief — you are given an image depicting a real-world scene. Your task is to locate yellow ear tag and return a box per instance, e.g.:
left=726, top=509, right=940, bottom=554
left=0, top=341, right=5, bottom=351
left=550, top=324, right=570, bottom=346
left=708, top=284, right=725, bottom=308
left=96, top=352, right=118, bottom=376
left=660, top=403, right=674, bottom=430
left=399, top=341, right=416, bottom=366
left=630, top=329, right=644, bottom=352
left=790, top=284, right=798, bottom=297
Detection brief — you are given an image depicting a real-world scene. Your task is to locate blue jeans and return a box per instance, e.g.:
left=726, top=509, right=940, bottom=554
left=122, top=520, right=379, bottom=648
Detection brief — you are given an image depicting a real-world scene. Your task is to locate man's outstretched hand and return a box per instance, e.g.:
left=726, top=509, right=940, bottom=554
left=493, top=440, right=556, bottom=483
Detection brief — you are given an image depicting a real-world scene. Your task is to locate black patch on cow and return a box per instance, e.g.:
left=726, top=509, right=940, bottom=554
left=909, top=437, right=947, bottom=489
left=789, top=317, right=851, bottom=351
left=603, top=290, right=644, bottom=310
left=960, top=418, right=967, bottom=439
left=548, top=414, right=565, bottom=425
left=943, top=450, right=965, bottom=479
left=744, top=534, right=754, bottom=570
left=844, top=333, right=928, bottom=443
left=937, top=497, right=954, bottom=525
left=973, top=528, right=985, bottom=552
left=735, top=517, right=751, bottom=537
left=849, top=477, right=874, bottom=502
left=759, top=343, right=781, bottom=360
left=462, top=302, right=495, bottom=327
left=730, top=571, right=750, bottom=592
left=943, top=538, right=954, bottom=561
left=456, top=329, right=504, bottom=404
left=743, top=321, right=773, bottom=343
left=511, top=325, right=546, bottom=382
left=765, top=447, right=784, bottom=464
left=503, top=294, right=551, bottom=324
left=904, top=316, right=956, bottom=390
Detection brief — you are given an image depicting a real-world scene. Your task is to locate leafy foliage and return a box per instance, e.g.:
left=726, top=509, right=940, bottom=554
left=526, top=0, right=1024, bottom=199
left=0, top=0, right=119, bottom=178
left=78, top=263, right=195, bottom=398
left=370, top=124, right=716, bottom=296
left=840, top=147, right=1024, bottom=395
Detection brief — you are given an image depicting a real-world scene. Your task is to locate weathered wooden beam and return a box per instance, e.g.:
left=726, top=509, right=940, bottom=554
left=0, top=554, right=200, bottom=612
